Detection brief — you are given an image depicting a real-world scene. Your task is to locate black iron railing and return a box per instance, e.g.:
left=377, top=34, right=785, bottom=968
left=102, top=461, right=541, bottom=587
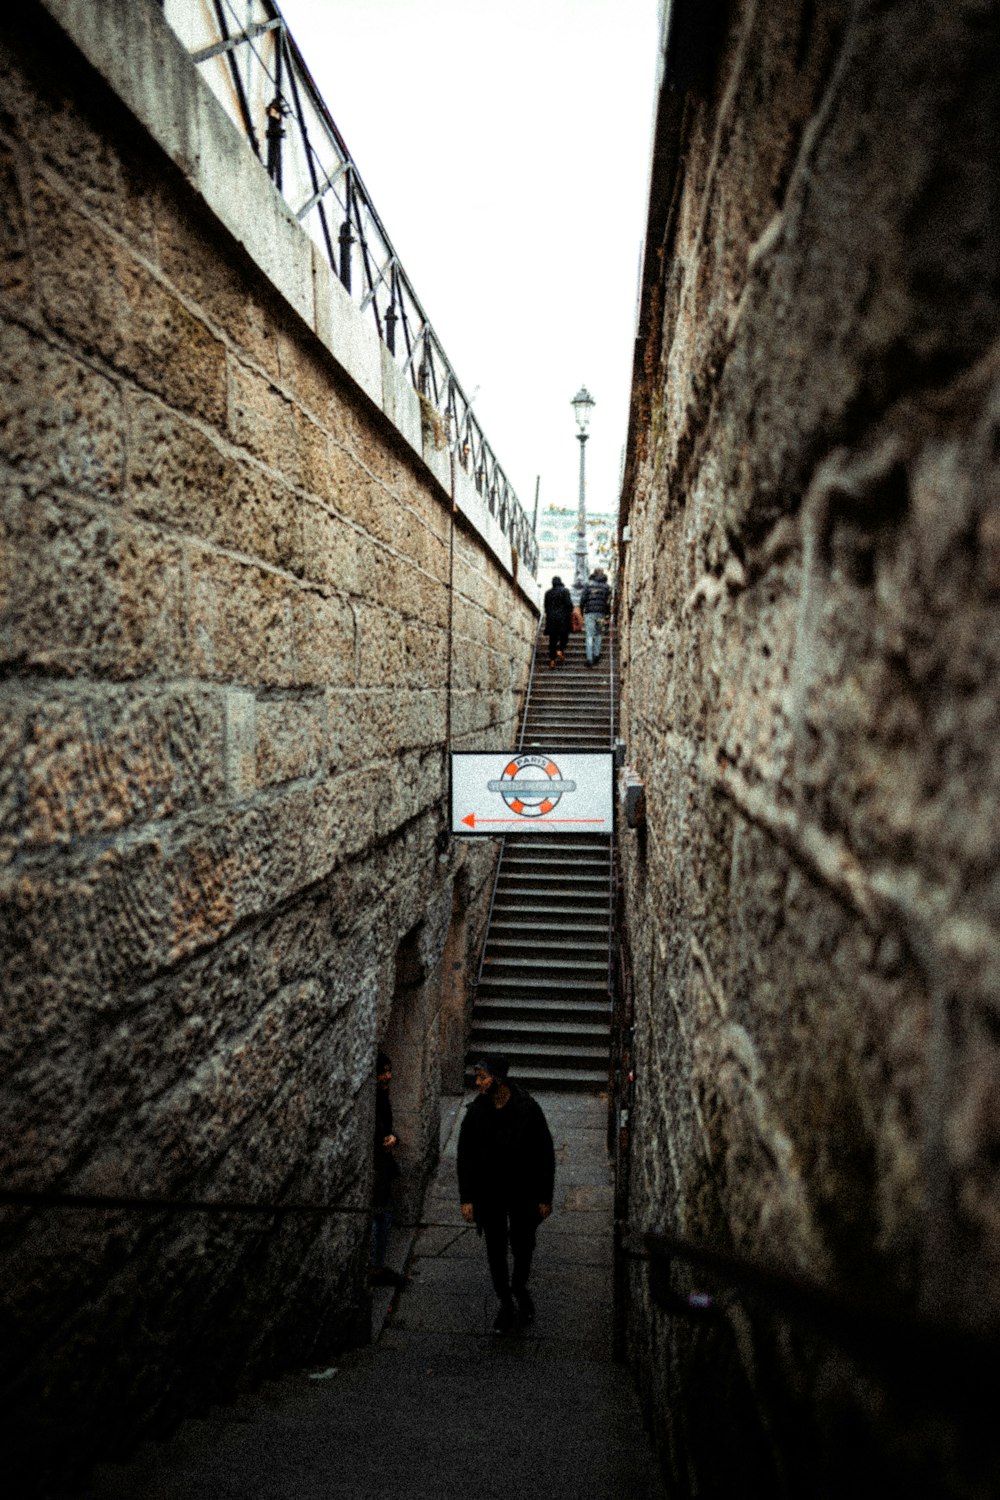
left=164, top=0, right=537, bottom=576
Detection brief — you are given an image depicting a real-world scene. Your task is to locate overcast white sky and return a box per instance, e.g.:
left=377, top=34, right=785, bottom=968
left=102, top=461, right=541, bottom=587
left=276, top=0, right=661, bottom=525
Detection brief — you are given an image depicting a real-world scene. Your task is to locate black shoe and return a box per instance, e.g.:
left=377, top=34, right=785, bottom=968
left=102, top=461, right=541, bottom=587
left=492, top=1300, right=516, bottom=1335
left=515, top=1289, right=535, bottom=1323
left=370, top=1268, right=405, bottom=1288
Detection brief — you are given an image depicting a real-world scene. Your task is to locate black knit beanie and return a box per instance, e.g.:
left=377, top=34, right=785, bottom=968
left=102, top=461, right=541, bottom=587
left=475, top=1054, right=509, bottom=1081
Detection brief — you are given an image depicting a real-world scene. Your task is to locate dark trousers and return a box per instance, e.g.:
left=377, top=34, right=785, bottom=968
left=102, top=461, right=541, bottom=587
left=479, top=1203, right=540, bottom=1300
left=547, top=627, right=569, bottom=664
left=370, top=1209, right=391, bottom=1269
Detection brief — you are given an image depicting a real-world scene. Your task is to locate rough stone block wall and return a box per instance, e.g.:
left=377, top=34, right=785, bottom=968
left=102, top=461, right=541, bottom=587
left=617, top=2, right=1000, bottom=1494
left=0, top=6, right=536, bottom=1490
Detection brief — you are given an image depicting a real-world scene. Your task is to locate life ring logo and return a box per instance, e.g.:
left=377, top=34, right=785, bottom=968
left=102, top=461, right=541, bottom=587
left=487, top=754, right=577, bottom=819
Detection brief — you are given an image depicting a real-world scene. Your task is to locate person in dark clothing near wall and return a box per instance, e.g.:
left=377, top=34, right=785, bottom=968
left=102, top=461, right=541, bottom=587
left=457, top=1054, right=555, bottom=1334
left=579, top=566, right=612, bottom=666
left=542, top=575, right=573, bottom=669
left=370, top=1051, right=404, bottom=1288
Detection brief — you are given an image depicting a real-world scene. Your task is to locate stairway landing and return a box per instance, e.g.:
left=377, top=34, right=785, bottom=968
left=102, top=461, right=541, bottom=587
left=83, top=1095, right=666, bottom=1500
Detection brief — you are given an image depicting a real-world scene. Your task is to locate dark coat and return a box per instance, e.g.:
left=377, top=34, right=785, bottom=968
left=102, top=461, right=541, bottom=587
left=580, top=577, right=611, bottom=616
left=457, top=1084, right=555, bottom=1211
left=543, top=583, right=573, bottom=634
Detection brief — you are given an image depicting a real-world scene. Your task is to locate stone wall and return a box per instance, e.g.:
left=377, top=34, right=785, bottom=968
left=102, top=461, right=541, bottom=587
left=617, top=1, right=1000, bottom=1494
left=0, top=3, right=537, bottom=1490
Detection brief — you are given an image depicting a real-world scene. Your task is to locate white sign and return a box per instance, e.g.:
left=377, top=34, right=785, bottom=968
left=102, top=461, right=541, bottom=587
left=450, top=751, right=613, bottom=836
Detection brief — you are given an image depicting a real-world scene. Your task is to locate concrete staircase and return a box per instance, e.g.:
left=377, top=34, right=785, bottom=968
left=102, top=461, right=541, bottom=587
left=466, top=625, right=616, bottom=1091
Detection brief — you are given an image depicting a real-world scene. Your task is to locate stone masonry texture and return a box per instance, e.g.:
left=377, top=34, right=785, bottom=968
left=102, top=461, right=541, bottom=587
left=0, top=7, right=537, bottom=1492
left=617, top=2, right=1000, bottom=1496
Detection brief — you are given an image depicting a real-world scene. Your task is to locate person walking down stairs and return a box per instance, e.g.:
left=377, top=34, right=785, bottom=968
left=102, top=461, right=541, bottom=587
left=580, top=568, right=612, bottom=667
left=543, top=574, right=573, bottom=669
left=458, top=1054, right=555, bottom=1334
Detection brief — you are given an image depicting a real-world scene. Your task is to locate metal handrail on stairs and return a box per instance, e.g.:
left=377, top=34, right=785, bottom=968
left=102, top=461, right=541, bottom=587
left=615, top=1221, right=1000, bottom=1372
left=472, top=624, right=545, bottom=996
left=605, top=621, right=616, bottom=1006
left=517, top=623, right=545, bottom=754
left=162, top=0, right=538, bottom=574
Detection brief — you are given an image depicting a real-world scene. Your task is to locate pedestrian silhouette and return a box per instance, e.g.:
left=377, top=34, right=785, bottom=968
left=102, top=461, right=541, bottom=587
left=370, top=1050, right=404, bottom=1288
left=543, top=575, right=573, bottom=669
left=457, top=1054, right=555, bottom=1333
left=579, top=567, right=612, bottom=666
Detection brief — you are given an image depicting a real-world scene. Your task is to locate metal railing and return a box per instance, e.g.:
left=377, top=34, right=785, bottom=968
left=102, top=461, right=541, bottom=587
left=615, top=1220, right=1000, bottom=1395
left=163, top=0, right=537, bottom=576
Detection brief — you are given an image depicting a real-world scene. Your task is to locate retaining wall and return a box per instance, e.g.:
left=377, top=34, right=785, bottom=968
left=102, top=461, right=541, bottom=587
left=0, top=1, right=538, bottom=1488
left=616, top=1, right=1000, bottom=1494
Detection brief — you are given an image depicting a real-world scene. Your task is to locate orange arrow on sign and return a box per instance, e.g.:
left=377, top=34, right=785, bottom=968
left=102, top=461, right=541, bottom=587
left=460, top=813, right=605, bottom=828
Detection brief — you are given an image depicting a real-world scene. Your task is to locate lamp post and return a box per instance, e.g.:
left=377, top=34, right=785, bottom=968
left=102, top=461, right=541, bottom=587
left=571, top=385, right=595, bottom=594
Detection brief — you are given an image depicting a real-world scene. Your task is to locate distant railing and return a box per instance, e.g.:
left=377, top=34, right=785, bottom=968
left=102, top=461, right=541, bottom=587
left=162, top=0, right=537, bottom=576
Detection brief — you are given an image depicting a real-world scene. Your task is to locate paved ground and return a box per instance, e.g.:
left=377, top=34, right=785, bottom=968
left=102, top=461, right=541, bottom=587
left=84, top=1093, right=665, bottom=1499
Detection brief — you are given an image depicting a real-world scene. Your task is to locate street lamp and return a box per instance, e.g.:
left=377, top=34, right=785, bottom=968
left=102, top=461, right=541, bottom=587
left=571, top=385, right=595, bottom=593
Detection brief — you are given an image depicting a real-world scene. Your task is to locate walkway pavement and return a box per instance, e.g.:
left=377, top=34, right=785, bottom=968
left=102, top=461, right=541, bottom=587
left=84, top=1093, right=665, bottom=1500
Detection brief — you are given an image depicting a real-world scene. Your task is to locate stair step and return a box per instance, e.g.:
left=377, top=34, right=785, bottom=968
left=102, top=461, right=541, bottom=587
left=519, top=734, right=612, bottom=743
left=481, top=963, right=607, bottom=983
left=486, top=936, right=607, bottom=954
left=500, top=861, right=610, bottom=878
left=470, top=1016, right=609, bottom=1039
left=496, top=880, right=608, bottom=898
left=477, top=969, right=609, bottom=989
left=468, top=1033, right=607, bottom=1055
left=523, top=724, right=611, bottom=731
left=494, top=882, right=611, bottom=906
left=482, top=949, right=607, bottom=967
left=469, top=1039, right=610, bottom=1059
left=503, top=843, right=611, bottom=856
left=517, top=747, right=613, bottom=755
left=488, top=906, right=610, bottom=927
left=484, top=951, right=607, bottom=969
left=497, top=860, right=611, bottom=876
left=476, top=981, right=609, bottom=1004
left=474, top=994, right=610, bottom=1014
left=487, top=922, right=609, bottom=939
left=464, top=1065, right=608, bottom=1092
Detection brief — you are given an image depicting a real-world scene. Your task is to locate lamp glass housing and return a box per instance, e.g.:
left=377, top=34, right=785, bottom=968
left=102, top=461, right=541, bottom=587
left=571, top=384, right=595, bottom=435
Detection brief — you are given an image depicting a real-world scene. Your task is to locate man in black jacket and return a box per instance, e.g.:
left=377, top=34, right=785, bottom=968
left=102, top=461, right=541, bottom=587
left=542, top=575, right=573, bottom=669
left=457, top=1054, right=555, bottom=1333
left=579, top=567, right=612, bottom=666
